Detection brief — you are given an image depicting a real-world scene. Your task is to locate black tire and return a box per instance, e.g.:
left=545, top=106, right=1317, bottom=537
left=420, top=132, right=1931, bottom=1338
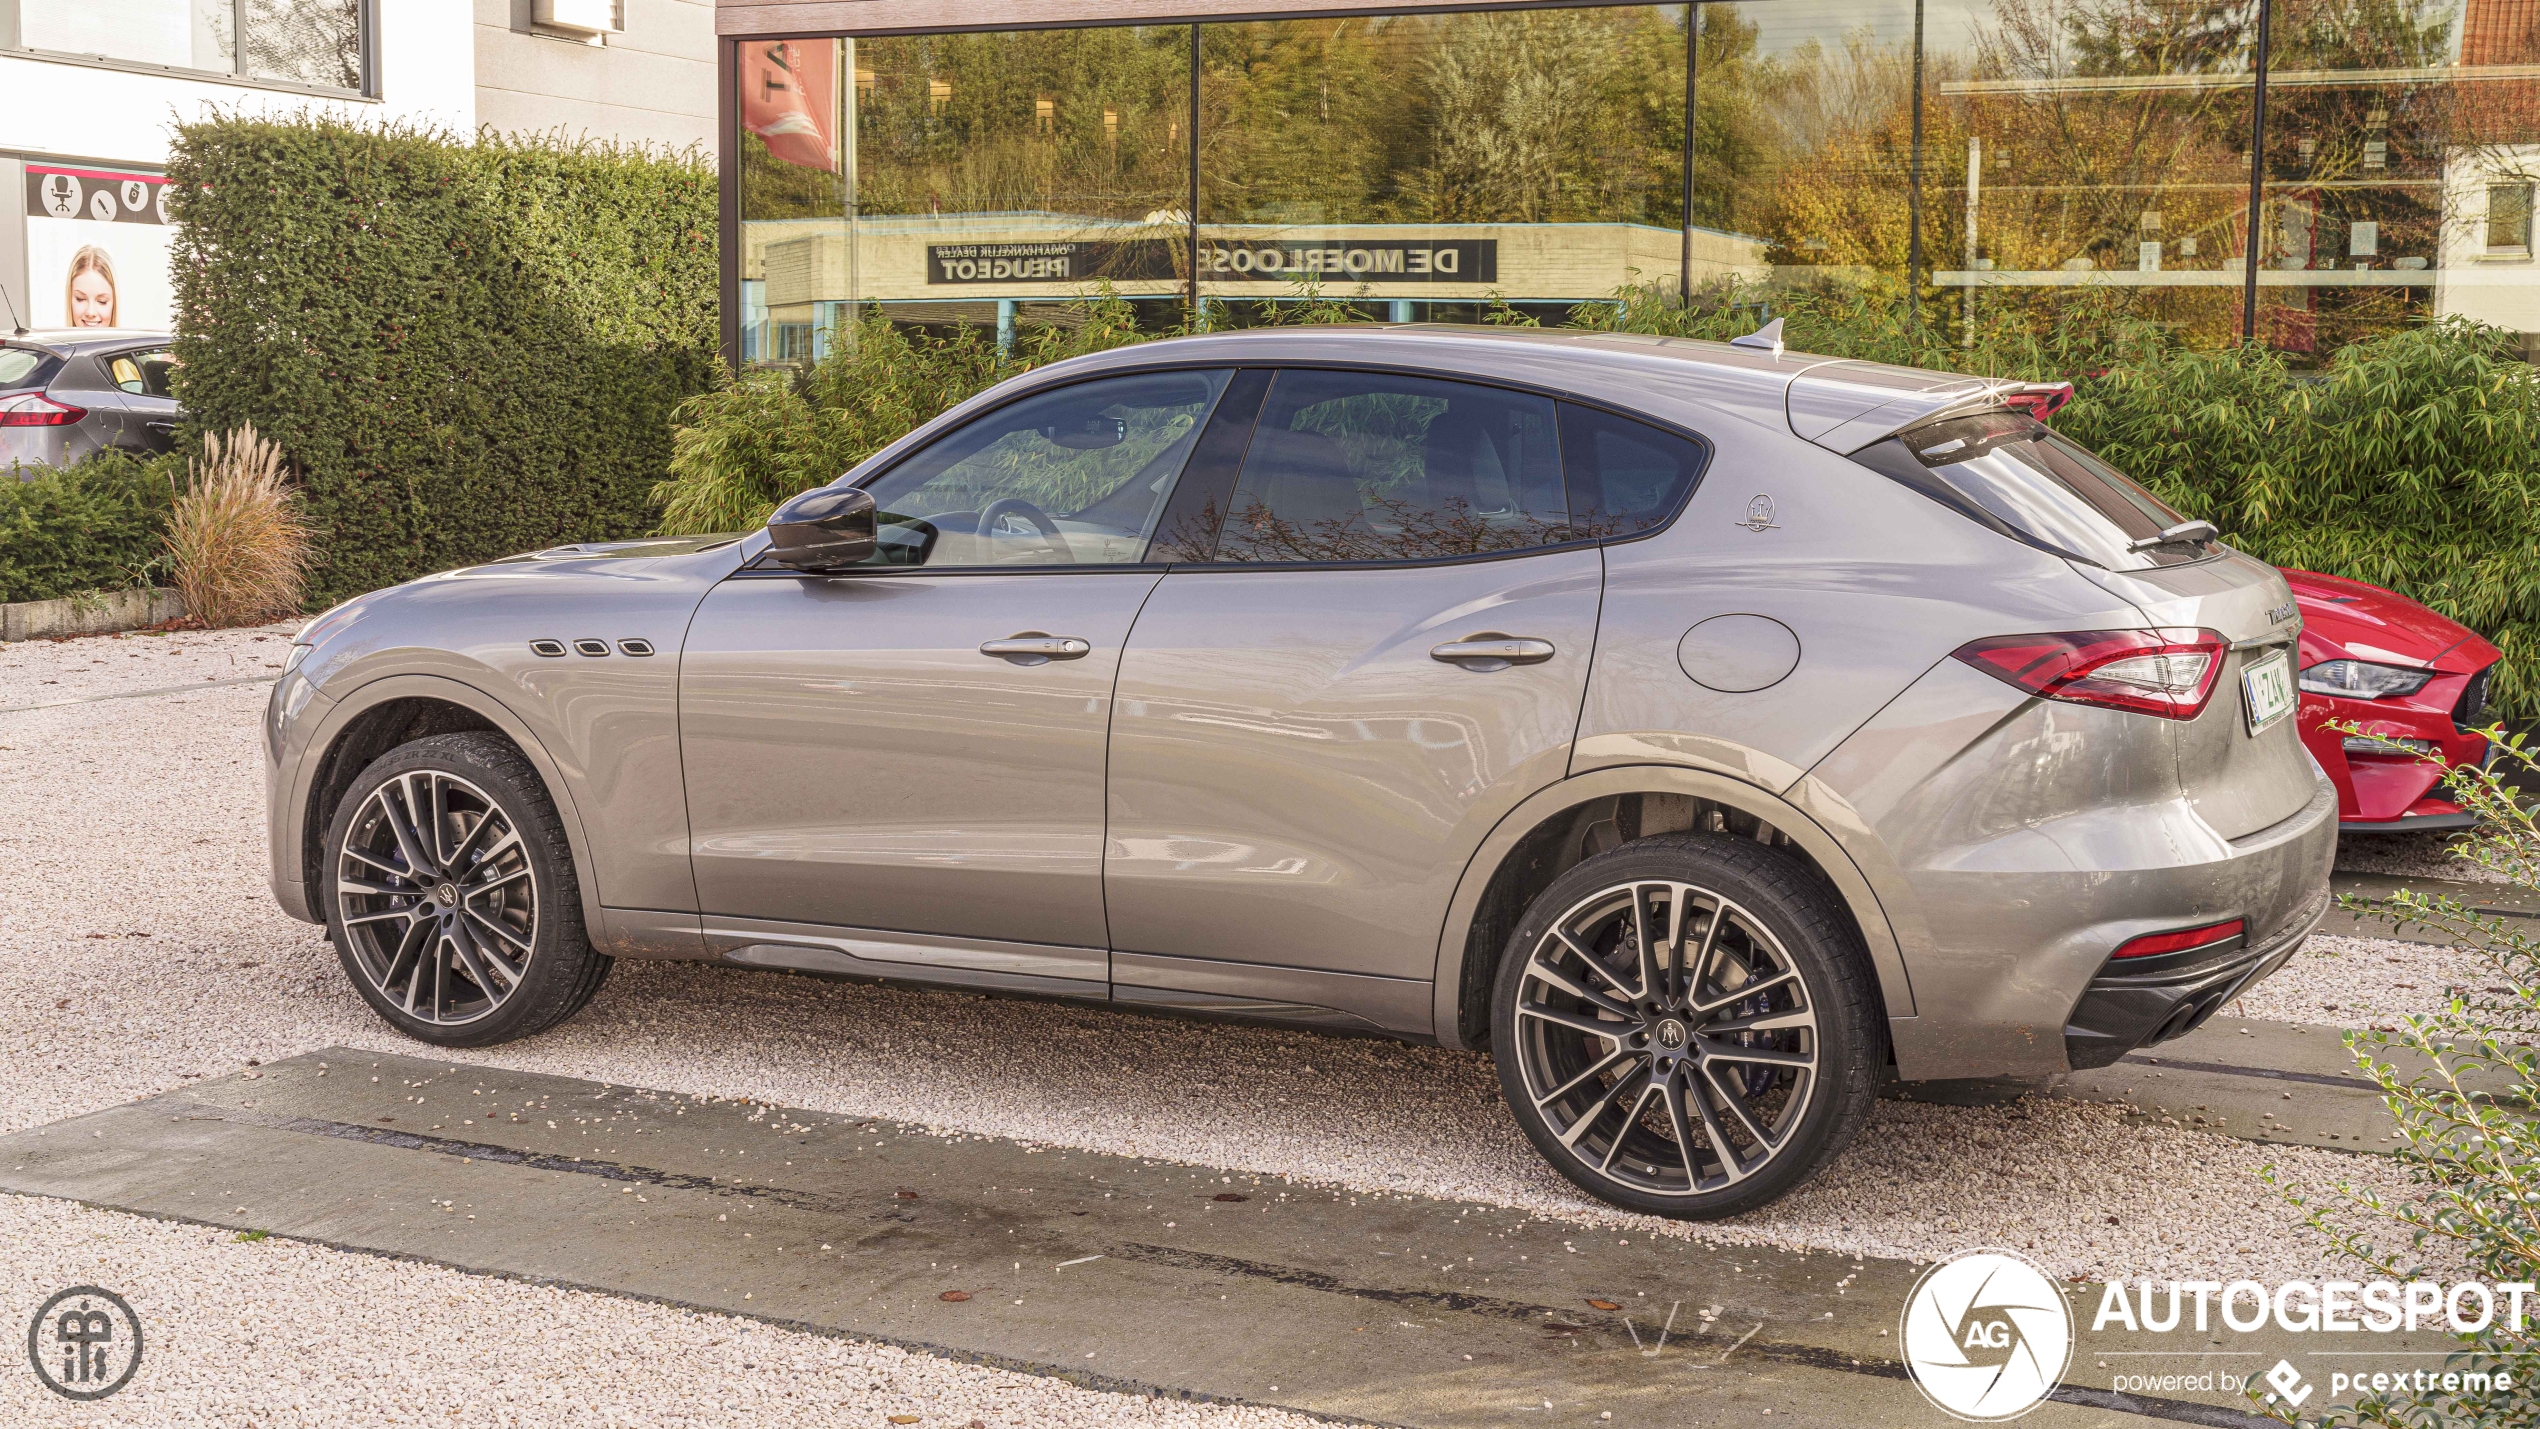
left=1490, top=833, right=1884, bottom=1219
left=322, top=733, right=610, bottom=1048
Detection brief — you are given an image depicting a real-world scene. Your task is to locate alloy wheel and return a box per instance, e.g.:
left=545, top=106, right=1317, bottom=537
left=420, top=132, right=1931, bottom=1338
left=334, top=769, right=539, bottom=1026
left=1511, top=879, right=1819, bottom=1198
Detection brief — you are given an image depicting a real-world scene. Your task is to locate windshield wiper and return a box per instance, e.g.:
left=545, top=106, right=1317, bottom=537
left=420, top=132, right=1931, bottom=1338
left=2126, top=519, right=2219, bottom=553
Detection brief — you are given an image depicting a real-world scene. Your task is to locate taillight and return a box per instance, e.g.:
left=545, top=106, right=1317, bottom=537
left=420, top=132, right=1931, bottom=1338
left=2112, top=918, right=2245, bottom=959
left=1953, top=628, right=2229, bottom=720
left=1999, top=382, right=2075, bottom=419
left=0, top=392, right=85, bottom=427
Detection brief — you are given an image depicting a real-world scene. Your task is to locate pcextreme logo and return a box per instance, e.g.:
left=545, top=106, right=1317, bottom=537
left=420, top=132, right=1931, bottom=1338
left=1901, top=1249, right=2076, bottom=1421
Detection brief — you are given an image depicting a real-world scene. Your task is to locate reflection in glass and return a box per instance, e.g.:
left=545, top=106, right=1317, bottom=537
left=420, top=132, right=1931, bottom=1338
left=1214, top=371, right=1571, bottom=562
left=855, top=370, right=1229, bottom=567
left=2261, top=0, right=2540, bottom=357
left=739, top=28, right=1193, bottom=366
left=243, top=0, right=362, bottom=89
left=1197, top=10, right=1702, bottom=324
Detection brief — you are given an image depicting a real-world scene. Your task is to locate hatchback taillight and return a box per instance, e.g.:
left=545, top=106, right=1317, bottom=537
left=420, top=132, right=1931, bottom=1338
left=0, top=392, right=84, bottom=426
left=1952, top=628, right=2229, bottom=720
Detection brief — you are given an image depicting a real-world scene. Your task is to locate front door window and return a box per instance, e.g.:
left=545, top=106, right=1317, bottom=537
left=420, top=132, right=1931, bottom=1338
left=854, top=369, right=1230, bottom=568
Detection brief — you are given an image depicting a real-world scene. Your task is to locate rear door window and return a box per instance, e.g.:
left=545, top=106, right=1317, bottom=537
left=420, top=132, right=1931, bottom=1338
left=1852, top=410, right=2210, bottom=569
left=110, top=349, right=178, bottom=399
left=1211, top=370, right=1571, bottom=563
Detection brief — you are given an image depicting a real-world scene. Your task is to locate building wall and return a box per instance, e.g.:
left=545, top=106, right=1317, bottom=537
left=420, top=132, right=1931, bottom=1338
left=475, top=0, right=717, bottom=150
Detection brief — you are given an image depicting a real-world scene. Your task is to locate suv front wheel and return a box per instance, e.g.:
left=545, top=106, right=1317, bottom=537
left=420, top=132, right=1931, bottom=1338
left=323, top=733, right=610, bottom=1048
left=1491, top=834, right=1883, bottom=1218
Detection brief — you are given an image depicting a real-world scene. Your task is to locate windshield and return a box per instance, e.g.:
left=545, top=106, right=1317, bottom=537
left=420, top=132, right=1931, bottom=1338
left=1852, top=410, right=2211, bottom=569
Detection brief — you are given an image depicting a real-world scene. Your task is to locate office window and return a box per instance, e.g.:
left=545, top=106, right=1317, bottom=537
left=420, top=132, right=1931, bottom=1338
left=20, top=0, right=367, bottom=93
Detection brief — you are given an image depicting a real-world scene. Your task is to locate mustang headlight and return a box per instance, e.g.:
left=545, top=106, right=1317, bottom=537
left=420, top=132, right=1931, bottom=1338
left=2298, top=658, right=2432, bottom=700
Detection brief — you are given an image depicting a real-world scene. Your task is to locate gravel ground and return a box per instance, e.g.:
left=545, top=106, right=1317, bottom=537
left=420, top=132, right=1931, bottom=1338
left=2333, top=827, right=2510, bottom=885
left=0, top=627, right=2463, bottom=1419
left=2229, top=932, right=2509, bottom=1027
left=0, top=1194, right=1343, bottom=1429
left=0, top=623, right=298, bottom=707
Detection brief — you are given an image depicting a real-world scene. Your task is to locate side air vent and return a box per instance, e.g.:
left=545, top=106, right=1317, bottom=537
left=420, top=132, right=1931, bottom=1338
left=528, top=639, right=568, bottom=658
left=617, top=638, right=655, bottom=657
left=573, top=638, right=611, bottom=657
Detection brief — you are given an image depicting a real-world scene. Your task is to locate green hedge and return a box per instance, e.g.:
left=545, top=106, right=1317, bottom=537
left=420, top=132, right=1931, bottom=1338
left=0, top=451, right=177, bottom=604
left=167, top=117, right=717, bottom=605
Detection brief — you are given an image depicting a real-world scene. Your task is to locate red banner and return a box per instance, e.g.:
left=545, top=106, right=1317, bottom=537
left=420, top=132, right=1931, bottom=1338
left=741, top=40, right=838, bottom=173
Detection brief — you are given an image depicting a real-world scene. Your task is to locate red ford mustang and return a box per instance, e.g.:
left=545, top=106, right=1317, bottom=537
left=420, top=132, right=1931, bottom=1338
left=2286, top=568, right=2502, bottom=832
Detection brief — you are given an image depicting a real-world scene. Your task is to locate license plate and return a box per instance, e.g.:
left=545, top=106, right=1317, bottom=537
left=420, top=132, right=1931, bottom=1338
left=2243, top=649, right=2295, bottom=734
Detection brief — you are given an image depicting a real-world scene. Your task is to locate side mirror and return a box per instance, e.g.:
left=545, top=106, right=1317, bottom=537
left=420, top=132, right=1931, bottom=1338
left=766, top=486, right=877, bottom=571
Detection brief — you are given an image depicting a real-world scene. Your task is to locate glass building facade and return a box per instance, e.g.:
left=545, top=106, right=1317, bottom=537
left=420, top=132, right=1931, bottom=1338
left=729, top=0, right=2540, bottom=366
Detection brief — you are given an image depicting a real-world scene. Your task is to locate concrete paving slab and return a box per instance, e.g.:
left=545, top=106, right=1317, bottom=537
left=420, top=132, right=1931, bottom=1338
left=0, top=1048, right=2373, bottom=1428
left=1889, top=1018, right=2404, bottom=1155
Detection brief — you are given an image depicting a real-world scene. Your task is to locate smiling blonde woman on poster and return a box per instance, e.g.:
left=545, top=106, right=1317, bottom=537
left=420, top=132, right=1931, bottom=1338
left=65, top=245, right=118, bottom=327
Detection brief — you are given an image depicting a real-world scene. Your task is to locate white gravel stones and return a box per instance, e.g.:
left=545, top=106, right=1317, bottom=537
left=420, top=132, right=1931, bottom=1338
left=2335, top=827, right=2510, bottom=885
left=0, top=1193, right=1347, bottom=1428
left=0, top=624, right=2466, bottom=1416
left=2230, top=933, right=2506, bottom=1028
left=0, top=622, right=297, bottom=707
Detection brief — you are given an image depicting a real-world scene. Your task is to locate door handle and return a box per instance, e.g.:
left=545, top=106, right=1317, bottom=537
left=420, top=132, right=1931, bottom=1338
left=1430, top=635, right=1556, bottom=670
left=980, top=634, right=1091, bottom=663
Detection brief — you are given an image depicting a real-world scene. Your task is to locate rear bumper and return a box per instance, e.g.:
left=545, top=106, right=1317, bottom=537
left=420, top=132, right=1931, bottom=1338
left=2062, top=884, right=2330, bottom=1069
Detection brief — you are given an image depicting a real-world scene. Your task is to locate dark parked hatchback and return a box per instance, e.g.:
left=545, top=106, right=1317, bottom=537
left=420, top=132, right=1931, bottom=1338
left=0, top=329, right=181, bottom=475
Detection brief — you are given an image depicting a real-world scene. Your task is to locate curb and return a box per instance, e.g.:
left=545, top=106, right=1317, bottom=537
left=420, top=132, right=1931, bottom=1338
left=0, top=587, right=185, bottom=641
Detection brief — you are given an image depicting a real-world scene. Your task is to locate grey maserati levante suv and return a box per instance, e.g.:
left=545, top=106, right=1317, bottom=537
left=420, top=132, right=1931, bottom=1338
left=265, top=325, right=2333, bottom=1217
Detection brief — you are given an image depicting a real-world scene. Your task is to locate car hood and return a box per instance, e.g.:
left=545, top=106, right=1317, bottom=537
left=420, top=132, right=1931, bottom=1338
left=2283, top=567, right=2499, bottom=673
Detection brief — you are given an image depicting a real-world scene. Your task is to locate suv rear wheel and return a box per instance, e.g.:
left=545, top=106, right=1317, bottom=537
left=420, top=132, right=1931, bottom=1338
left=323, top=733, right=610, bottom=1048
left=1491, top=834, right=1883, bottom=1218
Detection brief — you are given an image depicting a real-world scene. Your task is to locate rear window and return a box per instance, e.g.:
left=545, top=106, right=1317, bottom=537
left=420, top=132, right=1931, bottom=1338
left=1852, top=410, right=2210, bottom=569
left=0, top=347, right=59, bottom=393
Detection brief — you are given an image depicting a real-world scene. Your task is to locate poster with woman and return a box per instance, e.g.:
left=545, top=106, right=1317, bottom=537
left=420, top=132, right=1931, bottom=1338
left=22, top=164, right=175, bottom=330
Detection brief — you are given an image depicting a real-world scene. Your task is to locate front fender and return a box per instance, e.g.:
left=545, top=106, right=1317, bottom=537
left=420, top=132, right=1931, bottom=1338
left=273, top=672, right=609, bottom=943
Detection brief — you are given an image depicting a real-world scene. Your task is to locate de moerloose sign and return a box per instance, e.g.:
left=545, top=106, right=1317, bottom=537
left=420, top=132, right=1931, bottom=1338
left=924, top=236, right=1498, bottom=285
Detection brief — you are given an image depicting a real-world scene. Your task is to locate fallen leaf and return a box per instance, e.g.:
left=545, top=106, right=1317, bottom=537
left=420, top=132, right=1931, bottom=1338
left=890, top=1417, right=921, bottom=1425
left=1586, top=1299, right=1620, bottom=1311
left=1212, top=1192, right=1247, bottom=1202
left=896, top=1190, right=919, bottom=1200
left=940, top=1290, right=971, bottom=1302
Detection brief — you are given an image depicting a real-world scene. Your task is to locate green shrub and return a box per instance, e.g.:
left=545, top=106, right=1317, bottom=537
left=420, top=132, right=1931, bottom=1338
left=2266, top=734, right=2538, bottom=1428
left=167, top=117, right=718, bottom=606
left=0, top=451, right=177, bottom=604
